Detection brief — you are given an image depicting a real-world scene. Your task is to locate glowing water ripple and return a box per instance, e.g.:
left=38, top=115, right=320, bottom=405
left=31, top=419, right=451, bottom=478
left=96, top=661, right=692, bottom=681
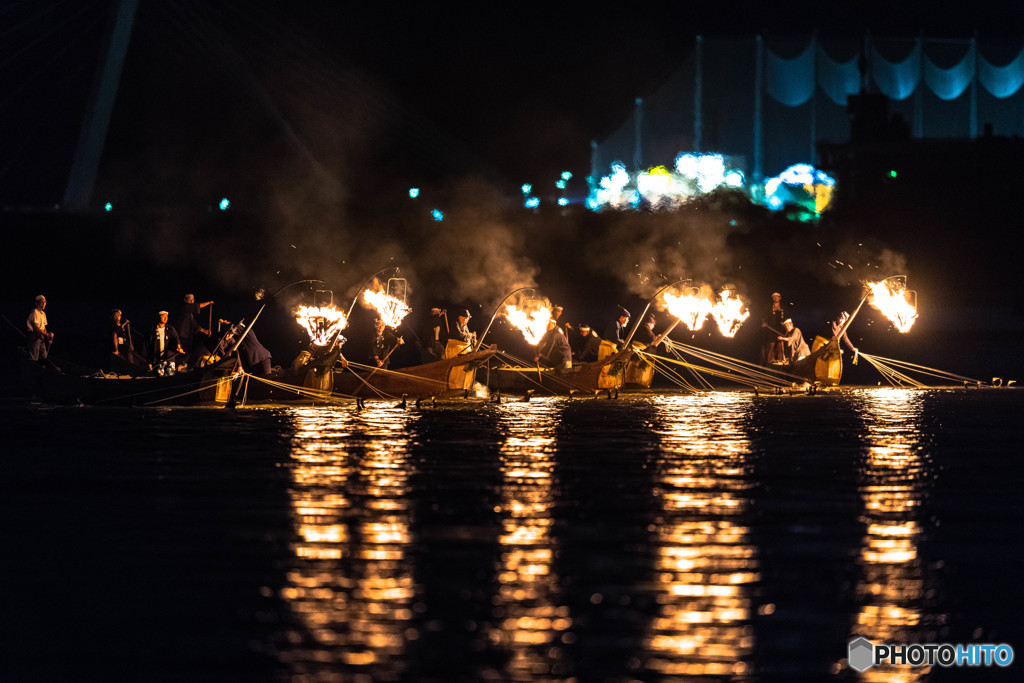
left=646, top=393, right=758, bottom=678
left=846, top=388, right=942, bottom=681
left=280, top=406, right=416, bottom=681
left=493, top=398, right=570, bottom=681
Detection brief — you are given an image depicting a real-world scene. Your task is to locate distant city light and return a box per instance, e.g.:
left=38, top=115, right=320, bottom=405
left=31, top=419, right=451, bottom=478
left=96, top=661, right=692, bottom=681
left=219, top=198, right=230, bottom=210
left=104, top=202, right=112, bottom=211
left=557, top=197, right=569, bottom=206
left=555, top=179, right=566, bottom=189
left=409, top=187, right=420, bottom=198
left=561, top=171, right=573, bottom=181
left=431, top=209, right=444, bottom=222
left=525, top=197, right=540, bottom=209
left=764, top=163, right=836, bottom=216
left=521, top=183, right=532, bottom=195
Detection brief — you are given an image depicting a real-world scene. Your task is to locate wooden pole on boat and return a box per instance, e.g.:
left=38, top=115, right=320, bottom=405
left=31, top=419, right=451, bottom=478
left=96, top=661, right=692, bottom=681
left=346, top=267, right=400, bottom=321
left=622, top=278, right=693, bottom=348
left=231, top=279, right=324, bottom=355
left=650, top=316, right=683, bottom=347
left=475, top=286, right=534, bottom=352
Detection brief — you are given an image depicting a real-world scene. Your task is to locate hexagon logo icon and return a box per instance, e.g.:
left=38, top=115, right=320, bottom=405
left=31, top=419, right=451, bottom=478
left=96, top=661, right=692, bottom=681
left=848, top=637, right=875, bottom=672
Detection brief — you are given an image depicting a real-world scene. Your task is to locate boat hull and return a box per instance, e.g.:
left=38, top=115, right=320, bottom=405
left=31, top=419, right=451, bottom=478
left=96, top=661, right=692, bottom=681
left=489, top=349, right=633, bottom=395
left=239, top=347, right=499, bottom=402
left=18, top=354, right=238, bottom=406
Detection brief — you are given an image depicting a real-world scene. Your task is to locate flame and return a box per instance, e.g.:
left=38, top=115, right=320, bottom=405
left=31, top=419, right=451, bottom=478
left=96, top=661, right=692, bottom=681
left=661, top=286, right=749, bottom=337
left=866, top=280, right=918, bottom=333
left=709, top=290, right=750, bottom=338
left=294, top=305, right=347, bottom=346
left=363, top=288, right=412, bottom=329
left=504, top=301, right=552, bottom=346
left=662, top=287, right=712, bottom=331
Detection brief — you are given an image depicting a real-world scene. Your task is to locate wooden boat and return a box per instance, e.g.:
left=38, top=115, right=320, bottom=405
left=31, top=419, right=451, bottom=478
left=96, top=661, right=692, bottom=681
left=17, top=353, right=239, bottom=406
left=622, top=343, right=658, bottom=391
left=786, top=335, right=846, bottom=386
left=489, top=341, right=634, bottom=396
left=237, top=340, right=501, bottom=402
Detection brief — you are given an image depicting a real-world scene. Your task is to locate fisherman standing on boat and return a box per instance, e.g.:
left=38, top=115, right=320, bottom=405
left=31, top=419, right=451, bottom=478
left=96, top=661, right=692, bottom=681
left=423, top=307, right=447, bottom=360
left=148, top=310, right=183, bottom=374
left=830, top=311, right=859, bottom=355
left=604, top=306, right=630, bottom=348
left=635, top=313, right=665, bottom=352
left=573, top=323, right=601, bottom=363
left=453, top=309, right=476, bottom=344
left=760, top=291, right=786, bottom=365
left=109, top=308, right=144, bottom=366
left=26, top=294, right=52, bottom=361
left=535, top=319, right=572, bottom=371
left=110, top=309, right=129, bottom=356
left=234, top=322, right=273, bottom=376
left=371, top=317, right=403, bottom=369
left=778, top=318, right=810, bottom=363
left=176, top=293, right=213, bottom=357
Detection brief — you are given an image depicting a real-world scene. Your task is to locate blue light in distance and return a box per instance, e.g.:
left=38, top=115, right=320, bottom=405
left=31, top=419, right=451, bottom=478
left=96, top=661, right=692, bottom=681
left=219, top=198, right=230, bottom=211
left=555, top=179, right=566, bottom=189
left=431, top=209, right=444, bottom=222
left=557, top=197, right=569, bottom=206
left=104, top=202, right=112, bottom=211
left=409, top=187, right=420, bottom=198
left=525, top=197, right=540, bottom=209
left=521, top=183, right=532, bottom=195
left=561, top=171, right=572, bottom=181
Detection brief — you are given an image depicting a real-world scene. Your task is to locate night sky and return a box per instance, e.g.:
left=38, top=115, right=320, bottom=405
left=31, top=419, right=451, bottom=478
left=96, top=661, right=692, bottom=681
left=3, top=0, right=1022, bottom=208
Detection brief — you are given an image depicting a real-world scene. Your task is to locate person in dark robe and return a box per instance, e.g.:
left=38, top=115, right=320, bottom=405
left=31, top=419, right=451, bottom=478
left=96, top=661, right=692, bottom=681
left=634, top=311, right=667, bottom=350
left=573, top=323, right=601, bottom=363
left=371, top=318, right=403, bottom=369
left=176, top=293, right=214, bottom=355
left=110, top=309, right=129, bottom=356
left=604, top=306, right=630, bottom=347
left=422, top=307, right=448, bottom=360
left=535, top=319, right=572, bottom=370
left=109, top=308, right=145, bottom=368
left=760, top=292, right=786, bottom=365
left=236, top=324, right=273, bottom=376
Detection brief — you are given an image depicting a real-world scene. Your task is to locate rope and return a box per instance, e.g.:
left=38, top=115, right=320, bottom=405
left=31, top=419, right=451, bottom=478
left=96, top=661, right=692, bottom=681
left=640, top=352, right=704, bottom=393
left=90, top=370, right=243, bottom=406
left=858, top=352, right=983, bottom=387
left=662, top=340, right=796, bottom=388
left=340, top=363, right=399, bottom=400
left=239, top=372, right=359, bottom=404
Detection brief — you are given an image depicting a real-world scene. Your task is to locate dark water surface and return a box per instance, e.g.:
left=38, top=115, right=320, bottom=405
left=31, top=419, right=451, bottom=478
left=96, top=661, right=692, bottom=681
left=2, top=389, right=1023, bottom=682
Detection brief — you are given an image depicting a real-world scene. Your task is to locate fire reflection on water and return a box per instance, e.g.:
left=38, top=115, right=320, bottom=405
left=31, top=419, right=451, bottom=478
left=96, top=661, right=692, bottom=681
left=280, top=406, right=415, bottom=681
left=492, top=398, right=570, bottom=680
left=648, top=394, right=758, bottom=678
left=848, top=388, right=940, bottom=682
